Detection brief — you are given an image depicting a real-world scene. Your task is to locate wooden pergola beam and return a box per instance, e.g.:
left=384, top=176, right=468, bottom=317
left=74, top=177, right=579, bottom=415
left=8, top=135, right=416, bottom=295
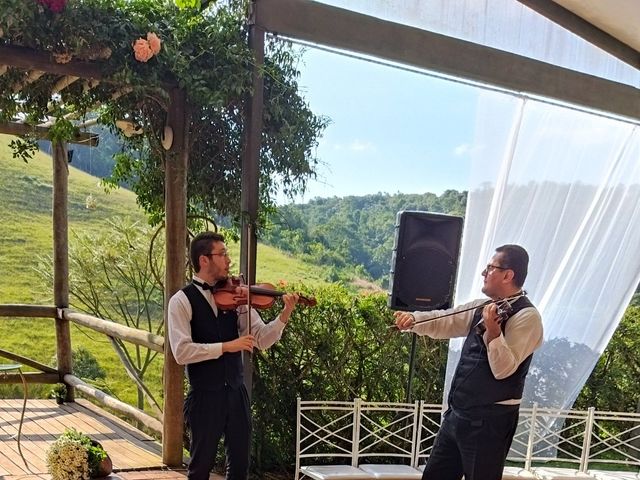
left=51, top=75, right=80, bottom=94
left=12, top=69, right=45, bottom=93
left=0, top=122, right=99, bottom=146
left=254, top=0, right=640, bottom=121
left=0, top=44, right=106, bottom=79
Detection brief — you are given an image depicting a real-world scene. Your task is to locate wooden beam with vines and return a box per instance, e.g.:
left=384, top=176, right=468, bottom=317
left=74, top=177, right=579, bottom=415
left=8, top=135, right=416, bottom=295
left=0, top=44, right=106, bottom=80
left=0, top=122, right=99, bottom=146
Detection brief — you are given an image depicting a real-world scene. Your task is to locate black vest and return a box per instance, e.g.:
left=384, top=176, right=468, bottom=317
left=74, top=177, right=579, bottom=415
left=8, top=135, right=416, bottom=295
left=183, top=283, right=243, bottom=391
left=448, top=296, right=535, bottom=411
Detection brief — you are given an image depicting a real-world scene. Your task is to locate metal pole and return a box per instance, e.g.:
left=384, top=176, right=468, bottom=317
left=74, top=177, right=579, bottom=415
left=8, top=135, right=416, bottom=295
left=405, top=334, right=418, bottom=403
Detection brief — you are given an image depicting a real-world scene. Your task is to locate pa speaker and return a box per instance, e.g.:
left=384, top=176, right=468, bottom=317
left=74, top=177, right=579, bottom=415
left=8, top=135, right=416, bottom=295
left=388, top=211, right=463, bottom=311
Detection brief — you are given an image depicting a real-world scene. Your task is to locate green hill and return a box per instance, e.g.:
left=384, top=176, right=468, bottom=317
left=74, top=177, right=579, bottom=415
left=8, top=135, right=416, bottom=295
left=0, top=133, right=329, bottom=406
left=0, top=134, right=329, bottom=302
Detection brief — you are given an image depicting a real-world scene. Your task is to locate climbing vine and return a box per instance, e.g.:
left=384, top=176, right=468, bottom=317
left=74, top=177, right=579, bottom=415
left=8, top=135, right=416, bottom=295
left=0, top=0, right=328, bottom=228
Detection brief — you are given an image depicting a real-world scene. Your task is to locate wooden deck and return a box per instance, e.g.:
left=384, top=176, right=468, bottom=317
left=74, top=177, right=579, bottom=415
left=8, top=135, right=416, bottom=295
left=0, top=399, right=224, bottom=479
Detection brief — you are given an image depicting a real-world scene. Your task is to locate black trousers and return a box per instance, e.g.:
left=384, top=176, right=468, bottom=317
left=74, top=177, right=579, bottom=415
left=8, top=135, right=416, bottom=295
left=184, top=385, right=251, bottom=480
left=422, top=406, right=519, bottom=480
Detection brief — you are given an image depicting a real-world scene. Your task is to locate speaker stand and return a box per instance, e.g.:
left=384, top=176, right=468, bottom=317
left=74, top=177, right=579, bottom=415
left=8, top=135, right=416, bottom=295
left=405, top=333, right=417, bottom=403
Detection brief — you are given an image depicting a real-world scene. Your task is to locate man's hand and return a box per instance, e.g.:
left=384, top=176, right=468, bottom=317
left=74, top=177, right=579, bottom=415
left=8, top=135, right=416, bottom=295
left=482, top=303, right=501, bottom=343
left=280, top=293, right=299, bottom=324
left=394, top=311, right=415, bottom=331
left=223, top=335, right=255, bottom=353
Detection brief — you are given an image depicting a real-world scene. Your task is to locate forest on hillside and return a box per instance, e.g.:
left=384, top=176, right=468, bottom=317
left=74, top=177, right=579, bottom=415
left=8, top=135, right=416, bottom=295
left=262, top=191, right=467, bottom=285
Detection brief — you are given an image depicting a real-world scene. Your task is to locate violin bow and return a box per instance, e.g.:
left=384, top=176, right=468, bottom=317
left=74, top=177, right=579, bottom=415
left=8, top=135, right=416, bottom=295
left=389, top=291, right=527, bottom=330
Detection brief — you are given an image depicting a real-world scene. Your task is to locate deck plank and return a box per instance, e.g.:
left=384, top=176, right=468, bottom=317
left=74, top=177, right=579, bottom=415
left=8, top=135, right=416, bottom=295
left=0, top=399, right=170, bottom=478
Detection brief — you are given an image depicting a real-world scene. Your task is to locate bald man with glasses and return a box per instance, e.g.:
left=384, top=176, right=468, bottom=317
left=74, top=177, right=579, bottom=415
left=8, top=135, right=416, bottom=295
left=395, top=244, right=543, bottom=480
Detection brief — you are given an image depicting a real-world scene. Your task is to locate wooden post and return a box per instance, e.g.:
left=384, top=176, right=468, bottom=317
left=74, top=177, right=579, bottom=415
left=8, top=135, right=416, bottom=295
left=162, top=87, right=188, bottom=467
left=240, top=0, right=265, bottom=400
left=52, top=140, right=74, bottom=401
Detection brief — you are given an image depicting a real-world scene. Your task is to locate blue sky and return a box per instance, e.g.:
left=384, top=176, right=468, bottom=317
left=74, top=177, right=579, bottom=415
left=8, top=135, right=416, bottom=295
left=281, top=46, right=483, bottom=204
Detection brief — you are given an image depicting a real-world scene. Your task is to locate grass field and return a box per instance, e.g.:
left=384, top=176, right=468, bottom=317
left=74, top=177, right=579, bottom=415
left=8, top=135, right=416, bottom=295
left=0, top=133, right=330, bottom=408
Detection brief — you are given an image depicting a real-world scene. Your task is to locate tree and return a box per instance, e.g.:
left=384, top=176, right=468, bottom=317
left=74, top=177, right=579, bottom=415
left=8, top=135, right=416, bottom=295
left=40, top=217, right=165, bottom=415
left=575, top=306, right=640, bottom=413
left=1, top=0, right=328, bottom=228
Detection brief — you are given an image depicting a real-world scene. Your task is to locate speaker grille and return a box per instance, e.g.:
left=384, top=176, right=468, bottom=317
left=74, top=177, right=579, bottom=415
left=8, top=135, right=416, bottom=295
left=393, top=243, right=455, bottom=310
left=388, top=211, right=463, bottom=311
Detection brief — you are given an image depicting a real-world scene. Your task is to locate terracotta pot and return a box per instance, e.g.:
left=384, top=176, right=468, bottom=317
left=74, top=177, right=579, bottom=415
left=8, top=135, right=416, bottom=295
left=94, top=454, right=113, bottom=478
left=89, top=440, right=113, bottom=478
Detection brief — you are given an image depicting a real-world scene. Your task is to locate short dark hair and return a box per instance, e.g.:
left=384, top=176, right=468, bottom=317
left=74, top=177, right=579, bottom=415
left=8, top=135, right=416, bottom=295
left=190, top=231, right=225, bottom=273
left=495, top=244, right=529, bottom=288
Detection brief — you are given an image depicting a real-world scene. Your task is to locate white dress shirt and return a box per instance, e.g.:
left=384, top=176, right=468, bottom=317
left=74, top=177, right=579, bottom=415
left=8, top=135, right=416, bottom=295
left=168, top=276, right=287, bottom=365
left=410, top=298, right=543, bottom=404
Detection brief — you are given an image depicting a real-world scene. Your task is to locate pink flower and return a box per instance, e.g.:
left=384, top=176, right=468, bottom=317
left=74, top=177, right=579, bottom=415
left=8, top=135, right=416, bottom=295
left=147, top=32, right=161, bottom=55
left=49, top=0, right=65, bottom=12
left=133, top=39, right=153, bottom=62
left=36, top=0, right=66, bottom=12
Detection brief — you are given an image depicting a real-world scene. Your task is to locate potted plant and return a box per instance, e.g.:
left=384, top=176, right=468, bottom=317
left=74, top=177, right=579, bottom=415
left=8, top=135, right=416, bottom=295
left=50, top=383, right=67, bottom=404
left=46, top=428, right=112, bottom=479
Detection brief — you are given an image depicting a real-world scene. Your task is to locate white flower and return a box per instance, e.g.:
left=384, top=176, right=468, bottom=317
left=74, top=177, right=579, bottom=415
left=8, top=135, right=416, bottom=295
left=46, top=436, right=90, bottom=480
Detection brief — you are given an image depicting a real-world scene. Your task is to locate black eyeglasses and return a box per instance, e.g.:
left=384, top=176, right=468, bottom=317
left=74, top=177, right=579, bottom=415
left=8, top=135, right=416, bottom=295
left=483, top=264, right=509, bottom=274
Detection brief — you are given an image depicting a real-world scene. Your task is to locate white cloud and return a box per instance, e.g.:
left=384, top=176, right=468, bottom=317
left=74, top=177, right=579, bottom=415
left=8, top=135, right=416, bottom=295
left=454, top=143, right=483, bottom=156
left=454, top=144, right=470, bottom=156
left=348, top=140, right=376, bottom=152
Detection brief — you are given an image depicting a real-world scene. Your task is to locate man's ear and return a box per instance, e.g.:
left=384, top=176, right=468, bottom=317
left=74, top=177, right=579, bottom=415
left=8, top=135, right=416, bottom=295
left=504, top=269, right=515, bottom=284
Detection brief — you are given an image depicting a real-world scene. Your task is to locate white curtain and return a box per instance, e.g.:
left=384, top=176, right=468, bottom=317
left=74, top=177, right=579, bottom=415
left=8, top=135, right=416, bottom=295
left=315, top=0, right=640, bottom=88
left=445, top=92, right=640, bottom=412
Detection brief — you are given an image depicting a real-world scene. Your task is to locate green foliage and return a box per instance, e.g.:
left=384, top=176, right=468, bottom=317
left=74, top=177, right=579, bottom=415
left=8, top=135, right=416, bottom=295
left=250, top=284, right=448, bottom=473
left=49, top=382, right=67, bottom=402
left=55, top=217, right=164, bottom=411
left=263, top=191, right=467, bottom=283
left=1, top=0, right=327, bottom=230
left=574, top=306, right=640, bottom=413
left=174, top=0, right=200, bottom=8
left=8, top=136, right=39, bottom=162
left=49, top=117, right=79, bottom=144
left=51, top=348, right=107, bottom=381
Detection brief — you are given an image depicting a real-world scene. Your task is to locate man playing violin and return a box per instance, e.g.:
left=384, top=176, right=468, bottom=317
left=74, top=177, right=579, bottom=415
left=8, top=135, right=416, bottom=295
left=394, top=244, right=543, bottom=480
left=167, top=231, right=299, bottom=480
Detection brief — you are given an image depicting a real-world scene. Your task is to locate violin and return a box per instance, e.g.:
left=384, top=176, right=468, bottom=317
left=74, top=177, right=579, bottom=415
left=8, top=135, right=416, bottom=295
left=212, top=276, right=317, bottom=310
left=474, top=297, right=515, bottom=335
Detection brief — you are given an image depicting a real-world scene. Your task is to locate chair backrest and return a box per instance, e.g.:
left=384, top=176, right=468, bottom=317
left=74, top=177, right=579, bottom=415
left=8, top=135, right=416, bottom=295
left=413, top=402, right=446, bottom=468
left=357, top=400, right=420, bottom=465
left=296, top=398, right=360, bottom=475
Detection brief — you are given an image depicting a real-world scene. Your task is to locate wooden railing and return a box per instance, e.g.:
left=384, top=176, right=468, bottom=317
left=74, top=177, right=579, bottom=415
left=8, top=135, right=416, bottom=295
left=0, top=304, right=163, bottom=435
